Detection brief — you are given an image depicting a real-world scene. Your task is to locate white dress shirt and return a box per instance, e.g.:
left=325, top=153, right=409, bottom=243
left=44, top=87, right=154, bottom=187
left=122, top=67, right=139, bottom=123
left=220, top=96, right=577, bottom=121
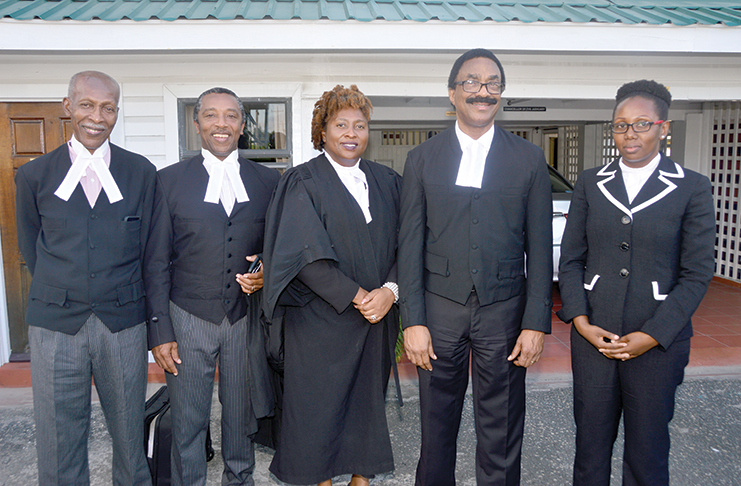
left=620, top=153, right=661, bottom=204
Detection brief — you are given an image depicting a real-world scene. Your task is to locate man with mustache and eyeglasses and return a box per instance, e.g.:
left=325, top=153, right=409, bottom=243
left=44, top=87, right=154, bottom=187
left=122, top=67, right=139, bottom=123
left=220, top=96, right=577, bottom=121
left=144, top=87, right=278, bottom=485
left=398, top=49, right=553, bottom=486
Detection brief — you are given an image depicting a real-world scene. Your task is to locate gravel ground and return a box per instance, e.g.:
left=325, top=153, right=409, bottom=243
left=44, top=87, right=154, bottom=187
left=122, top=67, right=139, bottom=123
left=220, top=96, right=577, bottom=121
left=1, top=374, right=740, bottom=485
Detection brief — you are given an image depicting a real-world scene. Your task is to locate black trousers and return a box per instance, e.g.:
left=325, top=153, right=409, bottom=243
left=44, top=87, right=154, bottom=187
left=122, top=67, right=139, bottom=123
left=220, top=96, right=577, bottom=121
left=416, top=290, right=526, bottom=486
left=571, top=327, right=690, bottom=486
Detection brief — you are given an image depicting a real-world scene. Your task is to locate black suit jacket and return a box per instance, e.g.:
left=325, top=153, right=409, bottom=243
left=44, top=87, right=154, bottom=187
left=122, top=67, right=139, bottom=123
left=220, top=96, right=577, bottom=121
left=144, top=154, right=280, bottom=349
left=15, top=142, right=157, bottom=334
left=557, top=155, right=715, bottom=348
left=398, top=126, right=553, bottom=332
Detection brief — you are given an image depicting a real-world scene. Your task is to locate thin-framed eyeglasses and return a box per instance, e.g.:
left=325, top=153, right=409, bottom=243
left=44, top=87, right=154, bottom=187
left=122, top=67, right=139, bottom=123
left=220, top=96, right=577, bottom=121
left=453, top=79, right=505, bottom=95
left=609, top=120, right=668, bottom=134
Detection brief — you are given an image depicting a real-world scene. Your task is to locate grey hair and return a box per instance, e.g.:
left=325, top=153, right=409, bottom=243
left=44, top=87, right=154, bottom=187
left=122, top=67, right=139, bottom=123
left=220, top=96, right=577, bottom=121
left=67, top=71, right=120, bottom=102
left=193, top=87, right=246, bottom=124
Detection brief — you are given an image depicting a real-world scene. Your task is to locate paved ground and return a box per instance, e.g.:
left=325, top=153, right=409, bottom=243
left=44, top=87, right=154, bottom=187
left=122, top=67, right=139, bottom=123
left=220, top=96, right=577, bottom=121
left=2, top=369, right=740, bottom=486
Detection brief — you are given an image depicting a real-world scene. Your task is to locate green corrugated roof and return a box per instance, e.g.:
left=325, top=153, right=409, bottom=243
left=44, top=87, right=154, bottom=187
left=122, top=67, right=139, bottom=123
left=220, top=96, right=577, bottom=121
left=1, top=0, right=740, bottom=25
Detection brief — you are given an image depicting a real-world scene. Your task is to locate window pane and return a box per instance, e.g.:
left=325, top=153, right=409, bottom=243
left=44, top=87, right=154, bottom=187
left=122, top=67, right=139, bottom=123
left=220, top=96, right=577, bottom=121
left=242, top=103, right=287, bottom=150
left=181, top=99, right=290, bottom=167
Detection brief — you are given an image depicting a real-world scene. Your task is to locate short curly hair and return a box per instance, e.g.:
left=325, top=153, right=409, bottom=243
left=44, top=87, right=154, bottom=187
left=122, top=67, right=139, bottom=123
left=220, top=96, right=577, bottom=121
left=311, top=85, right=373, bottom=151
left=614, top=79, right=671, bottom=120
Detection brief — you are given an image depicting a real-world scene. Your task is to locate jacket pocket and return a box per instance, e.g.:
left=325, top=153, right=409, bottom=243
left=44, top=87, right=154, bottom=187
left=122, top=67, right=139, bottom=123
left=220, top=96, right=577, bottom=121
left=497, top=257, right=525, bottom=280
left=424, top=251, right=450, bottom=277
left=29, top=283, right=67, bottom=307
left=651, top=281, right=671, bottom=301
left=117, top=280, right=146, bottom=306
left=583, top=273, right=600, bottom=291
left=42, top=217, right=66, bottom=231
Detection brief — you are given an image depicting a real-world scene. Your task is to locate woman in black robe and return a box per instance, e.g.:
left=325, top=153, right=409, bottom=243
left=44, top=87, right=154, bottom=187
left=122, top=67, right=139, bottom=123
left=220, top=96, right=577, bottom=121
left=263, top=85, right=400, bottom=486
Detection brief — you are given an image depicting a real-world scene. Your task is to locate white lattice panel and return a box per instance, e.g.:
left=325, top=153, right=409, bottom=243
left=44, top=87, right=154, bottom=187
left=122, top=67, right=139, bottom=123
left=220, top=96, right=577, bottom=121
left=563, top=125, right=579, bottom=184
left=711, top=102, right=741, bottom=282
left=601, top=123, right=619, bottom=165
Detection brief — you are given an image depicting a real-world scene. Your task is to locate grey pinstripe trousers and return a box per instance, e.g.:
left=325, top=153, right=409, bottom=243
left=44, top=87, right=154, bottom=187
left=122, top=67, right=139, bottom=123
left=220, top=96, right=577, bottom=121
left=29, top=314, right=152, bottom=486
left=166, top=302, right=256, bottom=486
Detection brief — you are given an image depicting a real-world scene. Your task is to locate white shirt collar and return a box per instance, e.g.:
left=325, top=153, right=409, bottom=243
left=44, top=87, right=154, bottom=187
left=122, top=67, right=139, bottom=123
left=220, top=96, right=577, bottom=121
left=325, top=152, right=372, bottom=224
left=454, top=122, right=495, bottom=189
left=619, top=153, right=662, bottom=204
left=455, top=121, right=495, bottom=151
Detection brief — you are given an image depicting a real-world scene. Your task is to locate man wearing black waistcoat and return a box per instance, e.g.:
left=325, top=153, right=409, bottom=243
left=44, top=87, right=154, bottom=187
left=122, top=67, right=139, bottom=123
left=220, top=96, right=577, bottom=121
left=16, top=71, right=155, bottom=485
left=399, top=49, right=553, bottom=485
left=144, top=87, right=279, bottom=485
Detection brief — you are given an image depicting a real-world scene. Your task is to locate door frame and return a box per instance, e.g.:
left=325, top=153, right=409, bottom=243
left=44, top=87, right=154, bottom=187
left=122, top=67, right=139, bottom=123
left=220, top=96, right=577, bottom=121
left=0, top=91, right=127, bottom=366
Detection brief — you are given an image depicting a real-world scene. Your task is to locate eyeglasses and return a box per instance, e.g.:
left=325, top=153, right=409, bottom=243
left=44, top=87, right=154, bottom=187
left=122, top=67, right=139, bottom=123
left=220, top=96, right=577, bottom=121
left=609, top=120, right=667, bottom=134
left=453, top=79, right=505, bottom=95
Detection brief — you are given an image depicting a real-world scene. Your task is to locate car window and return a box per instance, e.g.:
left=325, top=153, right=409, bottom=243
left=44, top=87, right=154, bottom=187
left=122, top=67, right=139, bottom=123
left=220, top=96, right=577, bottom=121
left=549, top=166, right=573, bottom=193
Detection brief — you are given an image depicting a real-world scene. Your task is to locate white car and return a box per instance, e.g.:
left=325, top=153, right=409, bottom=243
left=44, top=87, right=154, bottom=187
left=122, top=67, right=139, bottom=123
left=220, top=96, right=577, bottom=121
left=549, top=166, right=574, bottom=281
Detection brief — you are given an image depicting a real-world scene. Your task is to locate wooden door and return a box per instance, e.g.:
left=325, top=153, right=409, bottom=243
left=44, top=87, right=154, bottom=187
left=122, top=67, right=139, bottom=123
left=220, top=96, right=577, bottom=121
left=0, top=102, right=70, bottom=358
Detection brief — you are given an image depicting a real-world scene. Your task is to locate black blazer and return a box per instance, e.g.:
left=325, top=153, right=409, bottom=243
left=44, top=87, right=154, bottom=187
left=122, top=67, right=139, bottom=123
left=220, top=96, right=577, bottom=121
left=398, top=126, right=553, bottom=332
left=557, top=155, right=715, bottom=348
left=15, top=142, right=157, bottom=335
left=144, top=154, right=280, bottom=349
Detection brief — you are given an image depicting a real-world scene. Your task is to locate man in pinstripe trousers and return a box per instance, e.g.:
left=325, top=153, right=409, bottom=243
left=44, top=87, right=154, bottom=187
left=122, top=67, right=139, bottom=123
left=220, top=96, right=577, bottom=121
left=144, top=88, right=279, bottom=485
left=16, top=71, right=154, bottom=485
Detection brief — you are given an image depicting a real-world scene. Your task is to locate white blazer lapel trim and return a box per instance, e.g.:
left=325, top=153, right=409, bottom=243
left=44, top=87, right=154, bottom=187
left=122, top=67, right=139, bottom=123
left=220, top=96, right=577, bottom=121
left=596, top=163, right=633, bottom=222
left=583, top=274, right=600, bottom=291
left=652, top=281, right=668, bottom=301
left=632, top=162, right=684, bottom=215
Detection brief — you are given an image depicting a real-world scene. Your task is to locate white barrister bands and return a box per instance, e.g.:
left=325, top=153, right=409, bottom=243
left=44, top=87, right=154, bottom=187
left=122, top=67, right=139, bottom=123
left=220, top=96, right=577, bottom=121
left=202, top=149, right=249, bottom=216
left=454, top=121, right=494, bottom=189
left=55, top=136, right=123, bottom=204
left=326, top=152, right=372, bottom=224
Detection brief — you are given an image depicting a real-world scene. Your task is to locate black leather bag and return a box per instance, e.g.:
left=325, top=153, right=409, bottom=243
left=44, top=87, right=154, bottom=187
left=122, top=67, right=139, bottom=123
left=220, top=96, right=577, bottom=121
left=144, top=385, right=214, bottom=485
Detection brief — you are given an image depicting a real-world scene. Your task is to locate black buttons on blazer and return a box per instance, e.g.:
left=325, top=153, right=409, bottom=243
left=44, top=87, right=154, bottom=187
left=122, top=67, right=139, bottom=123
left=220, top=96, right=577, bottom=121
left=621, top=215, right=631, bottom=225
left=151, top=316, right=159, bottom=323
left=620, top=242, right=630, bottom=251
left=619, top=268, right=630, bottom=278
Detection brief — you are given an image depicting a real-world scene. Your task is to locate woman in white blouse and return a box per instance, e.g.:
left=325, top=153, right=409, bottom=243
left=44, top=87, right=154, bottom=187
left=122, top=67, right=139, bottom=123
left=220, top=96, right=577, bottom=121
left=557, top=80, right=715, bottom=486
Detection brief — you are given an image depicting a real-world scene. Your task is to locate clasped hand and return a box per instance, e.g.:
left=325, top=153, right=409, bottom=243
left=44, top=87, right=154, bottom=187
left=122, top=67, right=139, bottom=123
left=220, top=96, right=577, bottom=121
left=353, top=286, right=395, bottom=325
left=572, top=315, right=658, bottom=361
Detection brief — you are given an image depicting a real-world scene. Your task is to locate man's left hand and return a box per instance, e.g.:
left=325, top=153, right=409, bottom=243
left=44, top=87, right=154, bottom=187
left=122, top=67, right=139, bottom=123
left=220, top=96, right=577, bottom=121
left=236, top=254, right=263, bottom=294
left=508, top=329, right=545, bottom=368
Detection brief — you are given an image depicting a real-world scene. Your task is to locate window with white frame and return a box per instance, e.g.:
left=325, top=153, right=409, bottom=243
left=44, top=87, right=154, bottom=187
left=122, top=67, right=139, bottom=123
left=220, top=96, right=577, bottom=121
left=179, top=98, right=291, bottom=169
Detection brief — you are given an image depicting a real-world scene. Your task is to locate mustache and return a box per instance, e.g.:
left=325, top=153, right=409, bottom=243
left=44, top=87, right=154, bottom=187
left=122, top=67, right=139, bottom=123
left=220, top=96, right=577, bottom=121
left=82, top=123, right=107, bottom=130
left=466, top=97, right=498, bottom=105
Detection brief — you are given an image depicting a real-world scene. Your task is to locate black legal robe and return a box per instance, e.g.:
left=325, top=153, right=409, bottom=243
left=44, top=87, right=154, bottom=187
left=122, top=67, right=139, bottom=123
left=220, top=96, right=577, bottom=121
left=262, top=154, right=400, bottom=484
